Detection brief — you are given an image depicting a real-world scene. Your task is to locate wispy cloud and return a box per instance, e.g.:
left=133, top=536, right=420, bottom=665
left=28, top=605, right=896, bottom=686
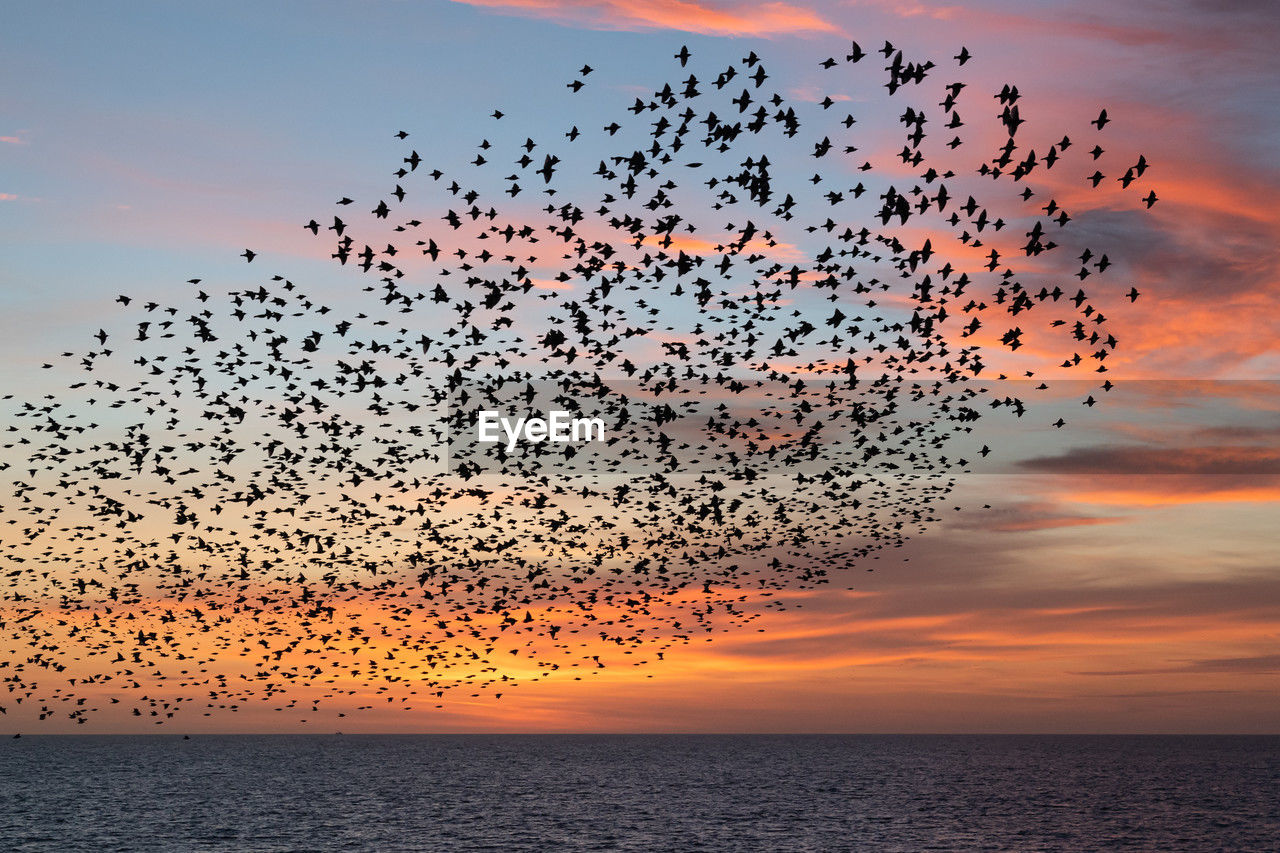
left=1021, top=444, right=1280, bottom=476
left=451, top=0, right=841, bottom=36
left=845, top=0, right=962, bottom=21
left=947, top=500, right=1124, bottom=533
left=1076, top=654, right=1280, bottom=676
left=1020, top=442, right=1280, bottom=505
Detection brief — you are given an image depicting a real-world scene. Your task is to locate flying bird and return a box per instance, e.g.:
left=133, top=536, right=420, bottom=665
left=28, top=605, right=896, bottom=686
left=0, top=38, right=1154, bottom=729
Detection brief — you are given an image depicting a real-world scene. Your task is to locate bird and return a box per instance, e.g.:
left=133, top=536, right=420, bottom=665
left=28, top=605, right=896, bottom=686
left=0, top=36, right=1155, bottom=730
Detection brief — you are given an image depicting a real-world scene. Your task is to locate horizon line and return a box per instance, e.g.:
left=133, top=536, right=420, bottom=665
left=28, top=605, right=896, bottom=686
left=9, top=731, right=1280, bottom=738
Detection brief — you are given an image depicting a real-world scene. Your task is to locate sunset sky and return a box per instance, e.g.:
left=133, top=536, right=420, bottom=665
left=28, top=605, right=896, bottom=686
left=2, top=0, right=1278, bottom=733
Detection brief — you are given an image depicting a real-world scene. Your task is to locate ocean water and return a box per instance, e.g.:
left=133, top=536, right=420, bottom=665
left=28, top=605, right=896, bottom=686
left=1, top=734, right=1277, bottom=851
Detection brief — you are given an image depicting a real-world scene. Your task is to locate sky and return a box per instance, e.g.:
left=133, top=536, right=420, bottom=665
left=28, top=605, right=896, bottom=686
left=2, top=0, right=1278, bottom=733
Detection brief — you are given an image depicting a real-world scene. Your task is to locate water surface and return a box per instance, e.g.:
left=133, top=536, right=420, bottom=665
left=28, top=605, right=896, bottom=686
left=2, top=734, right=1276, bottom=851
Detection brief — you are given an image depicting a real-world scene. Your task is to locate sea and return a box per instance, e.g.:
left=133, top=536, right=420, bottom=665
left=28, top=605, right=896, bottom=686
left=1, top=734, right=1277, bottom=851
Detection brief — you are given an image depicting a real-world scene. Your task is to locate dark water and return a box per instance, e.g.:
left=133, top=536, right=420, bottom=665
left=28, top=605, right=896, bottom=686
left=1, top=735, right=1277, bottom=851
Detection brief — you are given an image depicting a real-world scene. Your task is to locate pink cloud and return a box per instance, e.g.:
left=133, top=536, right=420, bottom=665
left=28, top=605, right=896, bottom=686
left=450, top=0, right=841, bottom=37
left=847, top=0, right=962, bottom=21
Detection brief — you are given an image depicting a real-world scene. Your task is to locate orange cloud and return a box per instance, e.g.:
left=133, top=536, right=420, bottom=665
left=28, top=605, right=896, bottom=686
left=1024, top=444, right=1280, bottom=477
left=450, top=0, right=841, bottom=37
left=640, top=232, right=803, bottom=261
left=1056, top=480, right=1280, bottom=507
left=1021, top=443, right=1280, bottom=506
left=8, top=545, right=1280, bottom=733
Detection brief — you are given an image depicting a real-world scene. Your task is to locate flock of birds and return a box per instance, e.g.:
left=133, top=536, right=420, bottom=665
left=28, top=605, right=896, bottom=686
left=1, top=41, right=1155, bottom=726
